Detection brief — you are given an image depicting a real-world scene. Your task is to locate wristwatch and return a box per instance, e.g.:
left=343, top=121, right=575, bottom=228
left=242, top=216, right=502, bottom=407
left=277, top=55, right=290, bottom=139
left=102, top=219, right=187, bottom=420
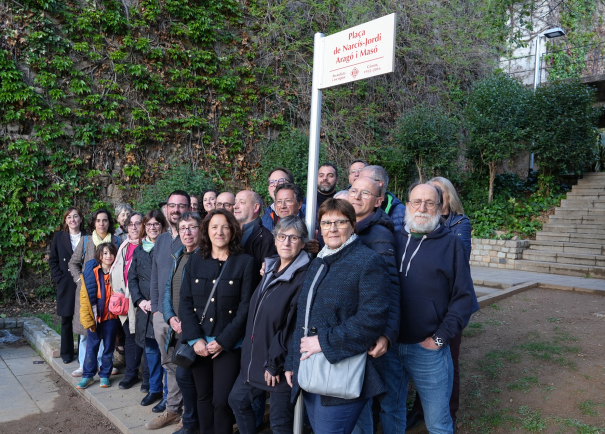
left=432, top=334, right=444, bottom=348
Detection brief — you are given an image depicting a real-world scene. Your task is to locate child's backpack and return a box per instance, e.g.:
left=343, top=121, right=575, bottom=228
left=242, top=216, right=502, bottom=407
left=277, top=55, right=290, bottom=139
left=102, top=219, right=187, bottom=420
left=108, top=291, right=129, bottom=316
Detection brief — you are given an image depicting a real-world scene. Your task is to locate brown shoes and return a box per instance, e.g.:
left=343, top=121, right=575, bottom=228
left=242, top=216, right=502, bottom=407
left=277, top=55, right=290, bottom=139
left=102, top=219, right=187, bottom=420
left=144, top=410, right=181, bottom=430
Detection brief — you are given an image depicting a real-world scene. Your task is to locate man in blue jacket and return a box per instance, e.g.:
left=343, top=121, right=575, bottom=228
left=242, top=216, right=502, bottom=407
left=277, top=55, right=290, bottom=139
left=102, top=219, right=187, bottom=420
left=380, top=183, right=475, bottom=434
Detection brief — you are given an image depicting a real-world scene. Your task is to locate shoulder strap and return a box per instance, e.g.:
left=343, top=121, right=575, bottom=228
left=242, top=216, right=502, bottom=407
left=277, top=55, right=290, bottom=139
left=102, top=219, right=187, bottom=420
left=304, top=264, right=325, bottom=337
left=82, top=235, right=89, bottom=262
left=200, top=259, right=229, bottom=323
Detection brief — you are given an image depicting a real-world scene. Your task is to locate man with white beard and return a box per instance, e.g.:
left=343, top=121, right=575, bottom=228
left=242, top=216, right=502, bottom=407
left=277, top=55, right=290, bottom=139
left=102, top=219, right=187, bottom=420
left=380, top=183, right=475, bottom=434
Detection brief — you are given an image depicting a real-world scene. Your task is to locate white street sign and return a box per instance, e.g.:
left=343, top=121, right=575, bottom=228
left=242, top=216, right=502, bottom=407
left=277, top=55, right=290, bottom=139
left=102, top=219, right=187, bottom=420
left=319, top=13, right=396, bottom=89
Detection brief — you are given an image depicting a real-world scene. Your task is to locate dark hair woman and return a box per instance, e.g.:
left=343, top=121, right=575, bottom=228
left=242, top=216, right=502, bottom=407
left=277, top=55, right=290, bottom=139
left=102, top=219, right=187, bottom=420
left=69, top=208, right=120, bottom=377
left=179, top=209, right=256, bottom=434
left=49, top=207, right=87, bottom=364
left=284, top=199, right=391, bottom=434
left=128, top=210, right=168, bottom=406
left=228, top=216, right=311, bottom=434
left=200, top=188, right=219, bottom=219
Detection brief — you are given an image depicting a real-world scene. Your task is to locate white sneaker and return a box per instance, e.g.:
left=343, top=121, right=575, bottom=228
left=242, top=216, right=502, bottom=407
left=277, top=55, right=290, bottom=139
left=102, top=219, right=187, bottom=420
left=71, top=367, right=83, bottom=377
left=111, top=367, right=118, bottom=375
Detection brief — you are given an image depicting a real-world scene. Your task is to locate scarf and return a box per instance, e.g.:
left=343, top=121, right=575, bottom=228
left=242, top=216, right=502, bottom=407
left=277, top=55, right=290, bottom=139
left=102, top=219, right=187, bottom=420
left=92, top=231, right=112, bottom=247
left=142, top=237, right=155, bottom=252
left=317, top=233, right=358, bottom=259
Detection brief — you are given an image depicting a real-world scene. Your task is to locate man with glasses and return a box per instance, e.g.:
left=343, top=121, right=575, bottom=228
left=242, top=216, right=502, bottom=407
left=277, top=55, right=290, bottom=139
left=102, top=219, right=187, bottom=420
left=348, top=177, right=400, bottom=434
left=234, top=190, right=277, bottom=276
left=216, top=192, right=236, bottom=213
left=380, top=183, right=475, bottom=434
left=147, top=190, right=189, bottom=429
left=360, top=165, right=406, bottom=233
left=273, top=183, right=320, bottom=254
left=262, top=167, right=306, bottom=230
left=347, top=159, right=368, bottom=189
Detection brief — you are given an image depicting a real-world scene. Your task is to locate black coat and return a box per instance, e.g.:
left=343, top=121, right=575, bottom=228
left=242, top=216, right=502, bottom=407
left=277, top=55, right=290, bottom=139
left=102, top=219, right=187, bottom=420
left=239, top=251, right=310, bottom=393
left=49, top=231, right=86, bottom=317
left=128, top=244, right=155, bottom=347
left=286, top=237, right=390, bottom=406
left=179, top=252, right=256, bottom=351
left=243, top=218, right=277, bottom=282
left=356, top=209, right=400, bottom=344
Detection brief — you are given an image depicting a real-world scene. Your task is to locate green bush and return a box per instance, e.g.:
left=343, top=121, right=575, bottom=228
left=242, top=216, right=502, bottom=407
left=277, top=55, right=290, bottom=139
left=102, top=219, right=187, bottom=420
left=136, top=165, right=217, bottom=212
left=384, top=104, right=460, bottom=184
left=529, top=80, right=600, bottom=180
left=250, top=128, right=329, bottom=203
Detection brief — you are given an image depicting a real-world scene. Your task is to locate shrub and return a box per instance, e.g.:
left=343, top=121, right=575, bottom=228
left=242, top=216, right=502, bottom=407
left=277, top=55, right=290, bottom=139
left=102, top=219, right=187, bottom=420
left=136, top=165, right=217, bottom=212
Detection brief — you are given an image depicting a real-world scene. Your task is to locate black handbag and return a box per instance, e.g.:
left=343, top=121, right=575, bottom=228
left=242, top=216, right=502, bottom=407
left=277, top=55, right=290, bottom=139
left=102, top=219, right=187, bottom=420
left=171, top=259, right=229, bottom=368
left=172, top=339, right=197, bottom=368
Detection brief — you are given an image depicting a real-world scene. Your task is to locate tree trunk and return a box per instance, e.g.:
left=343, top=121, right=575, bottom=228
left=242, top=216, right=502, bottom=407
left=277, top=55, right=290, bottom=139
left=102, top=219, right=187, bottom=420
left=416, top=157, right=423, bottom=183
left=488, top=161, right=496, bottom=204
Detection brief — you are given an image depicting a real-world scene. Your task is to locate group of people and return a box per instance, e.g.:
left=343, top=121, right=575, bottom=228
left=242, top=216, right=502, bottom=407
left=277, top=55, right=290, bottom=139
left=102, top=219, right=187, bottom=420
left=48, top=159, right=477, bottom=434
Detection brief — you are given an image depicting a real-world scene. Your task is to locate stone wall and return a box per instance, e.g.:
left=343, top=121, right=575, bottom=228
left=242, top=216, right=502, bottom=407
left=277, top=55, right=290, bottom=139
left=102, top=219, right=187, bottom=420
left=0, top=317, right=24, bottom=336
left=470, top=239, right=530, bottom=269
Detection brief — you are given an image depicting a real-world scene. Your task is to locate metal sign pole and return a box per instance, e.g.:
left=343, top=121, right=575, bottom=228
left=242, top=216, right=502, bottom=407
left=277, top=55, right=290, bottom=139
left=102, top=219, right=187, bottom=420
left=304, top=32, right=325, bottom=240
left=295, top=31, right=324, bottom=434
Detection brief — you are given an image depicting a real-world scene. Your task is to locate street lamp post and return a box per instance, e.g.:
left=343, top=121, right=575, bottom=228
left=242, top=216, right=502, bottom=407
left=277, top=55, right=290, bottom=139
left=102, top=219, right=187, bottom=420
left=530, top=26, right=566, bottom=171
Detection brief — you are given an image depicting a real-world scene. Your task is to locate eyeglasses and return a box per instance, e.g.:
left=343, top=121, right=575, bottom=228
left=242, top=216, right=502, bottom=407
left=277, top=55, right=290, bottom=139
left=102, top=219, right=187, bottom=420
left=408, top=200, right=440, bottom=210
left=216, top=202, right=234, bottom=209
left=268, top=178, right=287, bottom=187
left=145, top=222, right=162, bottom=228
left=179, top=225, right=199, bottom=234
left=349, top=168, right=364, bottom=175
left=276, top=233, right=301, bottom=243
left=275, top=199, right=296, bottom=207
left=128, top=222, right=142, bottom=228
left=319, top=220, right=350, bottom=230
left=167, top=203, right=189, bottom=210
left=349, top=189, right=380, bottom=199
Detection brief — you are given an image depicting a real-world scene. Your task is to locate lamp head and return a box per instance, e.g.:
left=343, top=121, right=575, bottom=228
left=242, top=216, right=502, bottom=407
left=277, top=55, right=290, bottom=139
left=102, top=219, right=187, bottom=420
left=542, top=27, right=566, bottom=39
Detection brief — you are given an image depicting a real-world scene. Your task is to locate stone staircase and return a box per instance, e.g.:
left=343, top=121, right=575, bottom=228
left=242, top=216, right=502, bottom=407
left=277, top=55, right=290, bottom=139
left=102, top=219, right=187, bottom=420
left=515, top=172, right=605, bottom=279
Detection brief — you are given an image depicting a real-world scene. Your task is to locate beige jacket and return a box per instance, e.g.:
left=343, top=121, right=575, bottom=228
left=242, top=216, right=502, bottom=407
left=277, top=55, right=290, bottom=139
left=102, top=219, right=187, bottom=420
left=110, top=239, right=138, bottom=334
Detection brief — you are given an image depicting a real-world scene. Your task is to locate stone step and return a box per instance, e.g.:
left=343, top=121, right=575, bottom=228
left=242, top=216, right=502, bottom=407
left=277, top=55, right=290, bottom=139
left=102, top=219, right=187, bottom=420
left=541, top=223, right=605, bottom=234
left=554, top=208, right=605, bottom=216
left=547, top=215, right=604, bottom=225
left=536, top=232, right=605, bottom=244
left=560, top=199, right=605, bottom=209
left=514, top=259, right=605, bottom=279
left=522, top=249, right=605, bottom=267
left=528, top=240, right=605, bottom=255
left=566, top=192, right=605, bottom=200
left=572, top=185, right=605, bottom=192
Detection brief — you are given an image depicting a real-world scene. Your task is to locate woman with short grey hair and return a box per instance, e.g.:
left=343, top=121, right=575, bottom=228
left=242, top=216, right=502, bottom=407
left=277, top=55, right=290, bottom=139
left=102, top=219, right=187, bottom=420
left=229, top=216, right=311, bottom=434
left=115, top=203, right=135, bottom=243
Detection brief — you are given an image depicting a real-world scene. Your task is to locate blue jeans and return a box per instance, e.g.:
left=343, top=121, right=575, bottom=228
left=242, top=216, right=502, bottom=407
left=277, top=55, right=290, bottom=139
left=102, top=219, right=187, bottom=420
left=145, top=337, right=163, bottom=394
left=352, top=399, right=373, bottom=434
left=380, top=342, right=454, bottom=434
left=83, top=319, right=118, bottom=379
left=303, top=391, right=368, bottom=434
left=78, top=334, right=105, bottom=368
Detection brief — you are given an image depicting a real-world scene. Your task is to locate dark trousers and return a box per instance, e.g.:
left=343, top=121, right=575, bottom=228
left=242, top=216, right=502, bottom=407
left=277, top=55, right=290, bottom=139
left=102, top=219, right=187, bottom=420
left=60, top=315, right=74, bottom=359
left=304, top=391, right=368, bottom=434
left=176, top=365, right=199, bottom=429
left=412, top=332, right=462, bottom=423
left=190, top=348, right=241, bottom=434
left=228, top=374, right=295, bottom=434
left=123, top=319, right=144, bottom=380
left=83, top=319, right=118, bottom=379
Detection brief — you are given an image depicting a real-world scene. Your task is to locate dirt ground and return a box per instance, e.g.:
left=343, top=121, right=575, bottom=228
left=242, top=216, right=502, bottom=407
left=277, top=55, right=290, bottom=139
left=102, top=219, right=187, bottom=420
left=410, top=287, right=605, bottom=434
left=0, top=339, right=119, bottom=434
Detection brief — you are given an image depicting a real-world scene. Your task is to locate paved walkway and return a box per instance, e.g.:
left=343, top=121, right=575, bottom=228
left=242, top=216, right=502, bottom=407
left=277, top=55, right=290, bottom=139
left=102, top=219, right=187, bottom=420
left=471, top=266, right=605, bottom=293
left=0, top=344, right=61, bottom=423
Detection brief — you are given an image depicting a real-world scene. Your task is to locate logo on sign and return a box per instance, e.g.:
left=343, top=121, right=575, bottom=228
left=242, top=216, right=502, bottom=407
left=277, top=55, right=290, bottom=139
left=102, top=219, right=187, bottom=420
left=351, top=67, right=359, bottom=78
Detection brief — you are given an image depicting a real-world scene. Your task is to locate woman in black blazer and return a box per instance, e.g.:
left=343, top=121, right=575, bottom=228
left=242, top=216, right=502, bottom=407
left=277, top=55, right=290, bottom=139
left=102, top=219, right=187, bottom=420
left=49, top=207, right=86, bottom=363
left=179, top=209, right=256, bottom=434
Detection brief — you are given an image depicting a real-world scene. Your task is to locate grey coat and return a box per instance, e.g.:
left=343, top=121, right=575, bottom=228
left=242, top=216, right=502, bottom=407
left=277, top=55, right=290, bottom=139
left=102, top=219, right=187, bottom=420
left=149, top=231, right=183, bottom=314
